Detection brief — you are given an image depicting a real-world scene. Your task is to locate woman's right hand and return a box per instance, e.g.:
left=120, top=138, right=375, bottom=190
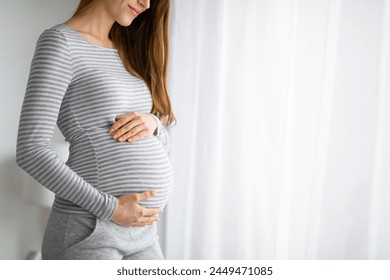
left=110, top=190, right=163, bottom=227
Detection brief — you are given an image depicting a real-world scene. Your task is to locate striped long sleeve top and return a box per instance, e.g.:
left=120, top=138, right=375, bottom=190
left=15, top=23, right=175, bottom=220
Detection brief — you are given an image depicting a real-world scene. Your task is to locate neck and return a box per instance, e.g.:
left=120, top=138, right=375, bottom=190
left=67, top=1, right=115, bottom=44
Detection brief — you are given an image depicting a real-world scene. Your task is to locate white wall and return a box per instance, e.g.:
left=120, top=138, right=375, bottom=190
left=0, top=0, right=79, bottom=259
left=165, top=0, right=390, bottom=259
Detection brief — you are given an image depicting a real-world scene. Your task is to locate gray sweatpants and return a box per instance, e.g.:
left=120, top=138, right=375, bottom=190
left=41, top=207, right=164, bottom=260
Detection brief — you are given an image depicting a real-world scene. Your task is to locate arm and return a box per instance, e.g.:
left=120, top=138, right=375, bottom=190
left=15, top=28, right=117, bottom=220
left=147, top=113, right=176, bottom=154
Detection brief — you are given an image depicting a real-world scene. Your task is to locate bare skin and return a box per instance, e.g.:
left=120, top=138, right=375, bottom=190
left=64, top=0, right=162, bottom=227
left=110, top=191, right=163, bottom=227
left=109, top=112, right=158, bottom=143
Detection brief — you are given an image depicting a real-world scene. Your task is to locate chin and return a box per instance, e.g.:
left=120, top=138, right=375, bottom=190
left=116, top=18, right=135, bottom=27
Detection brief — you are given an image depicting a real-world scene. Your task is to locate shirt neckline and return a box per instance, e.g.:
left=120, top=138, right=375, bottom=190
left=60, top=23, right=118, bottom=52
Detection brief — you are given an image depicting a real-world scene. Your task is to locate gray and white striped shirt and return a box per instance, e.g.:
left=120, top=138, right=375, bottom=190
left=15, top=23, right=174, bottom=220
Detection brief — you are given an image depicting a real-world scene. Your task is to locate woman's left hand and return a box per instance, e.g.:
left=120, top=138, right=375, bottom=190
left=108, top=112, right=157, bottom=143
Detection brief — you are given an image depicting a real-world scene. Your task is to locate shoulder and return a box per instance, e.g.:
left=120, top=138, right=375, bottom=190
left=34, top=23, right=72, bottom=56
left=32, top=24, right=74, bottom=72
left=38, top=23, right=67, bottom=43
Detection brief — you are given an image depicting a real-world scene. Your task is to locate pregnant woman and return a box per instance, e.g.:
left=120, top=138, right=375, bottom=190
left=15, top=0, right=175, bottom=260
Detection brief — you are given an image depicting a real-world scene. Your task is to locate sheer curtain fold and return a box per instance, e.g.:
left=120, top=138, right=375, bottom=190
left=164, top=0, right=390, bottom=259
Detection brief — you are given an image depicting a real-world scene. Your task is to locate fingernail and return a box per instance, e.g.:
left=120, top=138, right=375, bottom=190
left=119, top=137, right=123, bottom=141
left=109, top=128, right=113, bottom=133
left=113, top=134, right=117, bottom=139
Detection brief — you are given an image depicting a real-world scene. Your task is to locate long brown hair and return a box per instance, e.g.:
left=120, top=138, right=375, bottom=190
left=71, top=0, right=175, bottom=127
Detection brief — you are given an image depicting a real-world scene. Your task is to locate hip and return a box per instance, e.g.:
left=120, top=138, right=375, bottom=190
left=42, top=207, right=160, bottom=259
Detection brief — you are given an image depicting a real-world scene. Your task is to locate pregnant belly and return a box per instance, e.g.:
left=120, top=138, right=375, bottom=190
left=90, top=129, right=173, bottom=209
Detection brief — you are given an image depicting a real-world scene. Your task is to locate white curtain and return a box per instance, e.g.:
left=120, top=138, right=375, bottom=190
left=163, top=0, right=390, bottom=259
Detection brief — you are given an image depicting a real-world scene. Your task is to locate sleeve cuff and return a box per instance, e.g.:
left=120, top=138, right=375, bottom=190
left=100, top=194, right=119, bottom=221
left=148, top=113, right=163, bottom=137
